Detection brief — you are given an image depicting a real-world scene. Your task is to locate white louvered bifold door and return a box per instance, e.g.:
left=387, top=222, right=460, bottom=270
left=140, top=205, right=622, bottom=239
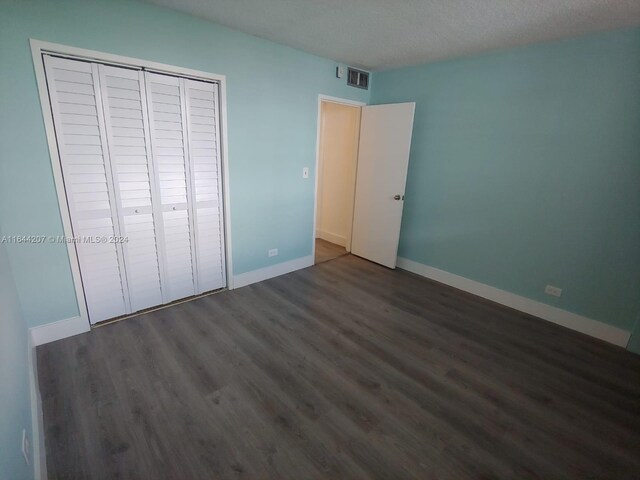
left=98, top=65, right=166, bottom=312
left=144, top=72, right=198, bottom=302
left=145, top=73, right=226, bottom=298
left=184, top=79, right=226, bottom=292
left=44, top=55, right=130, bottom=323
left=45, top=56, right=226, bottom=324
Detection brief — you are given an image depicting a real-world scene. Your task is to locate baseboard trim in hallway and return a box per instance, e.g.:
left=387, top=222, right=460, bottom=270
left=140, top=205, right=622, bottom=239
left=316, top=229, right=347, bottom=247
left=397, top=257, right=630, bottom=347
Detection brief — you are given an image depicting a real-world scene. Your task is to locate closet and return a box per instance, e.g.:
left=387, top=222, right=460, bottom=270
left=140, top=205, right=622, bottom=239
left=43, top=55, right=226, bottom=324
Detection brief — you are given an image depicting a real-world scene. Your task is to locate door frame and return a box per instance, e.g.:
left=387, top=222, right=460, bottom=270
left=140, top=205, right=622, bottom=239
left=30, top=39, right=234, bottom=329
left=312, top=94, right=365, bottom=262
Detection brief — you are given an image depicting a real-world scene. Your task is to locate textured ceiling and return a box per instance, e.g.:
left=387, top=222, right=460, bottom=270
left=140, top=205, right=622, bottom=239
left=143, top=0, right=640, bottom=70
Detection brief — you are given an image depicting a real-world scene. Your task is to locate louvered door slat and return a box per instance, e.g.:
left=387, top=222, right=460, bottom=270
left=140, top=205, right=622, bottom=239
left=44, top=55, right=129, bottom=323
left=99, top=65, right=165, bottom=312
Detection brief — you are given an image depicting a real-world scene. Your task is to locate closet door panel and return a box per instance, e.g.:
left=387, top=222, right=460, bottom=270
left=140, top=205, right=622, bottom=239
left=44, top=56, right=129, bottom=323
left=99, top=65, right=165, bottom=312
left=46, top=56, right=227, bottom=322
left=185, top=79, right=226, bottom=292
left=145, top=72, right=197, bottom=302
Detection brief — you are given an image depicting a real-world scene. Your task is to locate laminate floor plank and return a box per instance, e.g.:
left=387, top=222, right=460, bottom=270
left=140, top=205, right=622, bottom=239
left=38, top=254, right=640, bottom=479
left=264, top=272, right=571, bottom=478
left=197, top=291, right=447, bottom=478
left=290, top=261, right=640, bottom=466
left=239, top=283, right=522, bottom=479
left=323, top=259, right=640, bottom=403
left=180, top=300, right=373, bottom=480
left=260, top=274, right=630, bottom=473
left=308, top=263, right=639, bottom=416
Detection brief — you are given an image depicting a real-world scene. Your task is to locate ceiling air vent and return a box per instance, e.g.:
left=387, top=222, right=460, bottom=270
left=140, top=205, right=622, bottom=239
left=347, top=67, right=369, bottom=90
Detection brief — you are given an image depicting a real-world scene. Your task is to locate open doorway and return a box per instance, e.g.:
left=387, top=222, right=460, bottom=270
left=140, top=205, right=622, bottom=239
left=313, top=96, right=364, bottom=264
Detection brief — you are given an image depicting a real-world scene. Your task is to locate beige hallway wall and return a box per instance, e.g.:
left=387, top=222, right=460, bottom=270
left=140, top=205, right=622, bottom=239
left=316, top=101, right=361, bottom=248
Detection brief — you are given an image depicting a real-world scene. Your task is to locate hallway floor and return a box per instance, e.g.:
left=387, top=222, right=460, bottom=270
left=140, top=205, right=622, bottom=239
left=314, top=238, right=347, bottom=264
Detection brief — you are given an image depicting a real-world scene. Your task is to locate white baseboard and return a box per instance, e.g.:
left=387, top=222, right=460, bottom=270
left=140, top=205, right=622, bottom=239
left=397, top=257, right=631, bottom=347
left=233, top=255, right=314, bottom=289
left=27, top=335, right=47, bottom=479
left=30, top=316, right=90, bottom=346
left=317, top=229, right=347, bottom=247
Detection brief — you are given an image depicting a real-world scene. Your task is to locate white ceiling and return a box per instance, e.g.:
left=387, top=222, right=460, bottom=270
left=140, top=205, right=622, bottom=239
left=144, top=0, right=640, bottom=70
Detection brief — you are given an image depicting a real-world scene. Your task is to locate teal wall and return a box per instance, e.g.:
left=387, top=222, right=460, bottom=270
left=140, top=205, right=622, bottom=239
left=0, top=0, right=369, bottom=328
left=0, top=230, right=34, bottom=480
left=628, top=315, right=640, bottom=354
left=372, top=28, right=640, bottom=333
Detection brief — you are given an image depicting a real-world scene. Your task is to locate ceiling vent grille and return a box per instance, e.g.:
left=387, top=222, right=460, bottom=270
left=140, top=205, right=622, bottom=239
left=347, top=67, right=369, bottom=90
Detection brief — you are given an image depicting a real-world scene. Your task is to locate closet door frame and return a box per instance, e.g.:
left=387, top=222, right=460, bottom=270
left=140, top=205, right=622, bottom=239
left=31, top=39, right=234, bottom=330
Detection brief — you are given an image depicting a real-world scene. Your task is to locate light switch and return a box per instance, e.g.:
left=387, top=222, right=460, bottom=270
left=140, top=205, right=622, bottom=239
left=302, top=167, right=309, bottom=179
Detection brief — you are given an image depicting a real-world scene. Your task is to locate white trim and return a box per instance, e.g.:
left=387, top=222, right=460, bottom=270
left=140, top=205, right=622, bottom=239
left=27, top=335, right=47, bottom=480
left=30, top=39, right=234, bottom=324
left=219, top=74, right=234, bottom=289
left=316, top=229, right=347, bottom=247
left=30, top=316, right=90, bottom=346
left=30, top=39, right=227, bottom=83
left=316, top=94, right=367, bottom=107
left=233, top=255, right=313, bottom=288
left=312, top=94, right=365, bottom=262
left=397, top=257, right=631, bottom=347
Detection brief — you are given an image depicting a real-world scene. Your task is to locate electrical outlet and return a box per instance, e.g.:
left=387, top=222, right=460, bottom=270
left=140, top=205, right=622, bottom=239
left=22, top=429, right=30, bottom=465
left=302, top=167, right=309, bottom=179
left=545, top=285, right=562, bottom=297
left=268, top=248, right=278, bottom=257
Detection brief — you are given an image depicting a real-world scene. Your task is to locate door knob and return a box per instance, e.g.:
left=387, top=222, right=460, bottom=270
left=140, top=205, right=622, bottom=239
left=393, top=194, right=403, bottom=200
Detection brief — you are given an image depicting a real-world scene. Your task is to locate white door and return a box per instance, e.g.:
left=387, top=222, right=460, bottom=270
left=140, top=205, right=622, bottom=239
left=184, top=79, right=227, bottom=292
left=44, top=55, right=131, bottom=322
left=145, top=73, right=227, bottom=300
left=350, top=103, right=416, bottom=268
left=145, top=72, right=198, bottom=302
left=44, top=55, right=227, bottom=325
left=98, top=64, right=166, bottom=312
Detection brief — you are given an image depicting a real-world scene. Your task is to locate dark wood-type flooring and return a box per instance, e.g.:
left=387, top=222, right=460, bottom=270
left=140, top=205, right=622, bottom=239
left=38, top=255, right=640, bottom=479
left=315, top=238, right=347, bottom=264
